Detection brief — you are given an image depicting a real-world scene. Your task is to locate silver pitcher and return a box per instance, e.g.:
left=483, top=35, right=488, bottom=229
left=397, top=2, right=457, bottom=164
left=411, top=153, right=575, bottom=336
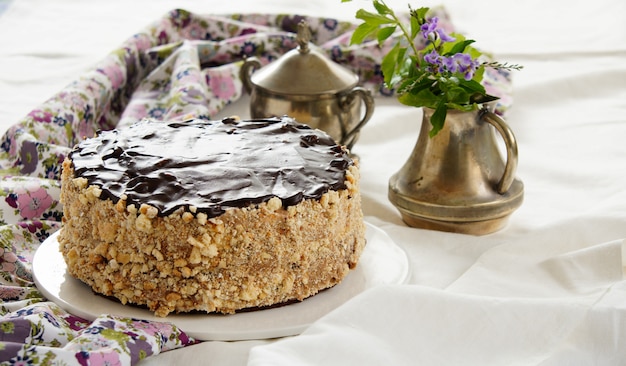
left=388, top=107, right=524, bottom=235
left=240, top=21, right=374, bottom=150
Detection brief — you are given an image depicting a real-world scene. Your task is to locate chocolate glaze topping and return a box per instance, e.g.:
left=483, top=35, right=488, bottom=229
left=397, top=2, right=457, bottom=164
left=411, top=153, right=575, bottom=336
left=69, top=117, right=353, bottom=218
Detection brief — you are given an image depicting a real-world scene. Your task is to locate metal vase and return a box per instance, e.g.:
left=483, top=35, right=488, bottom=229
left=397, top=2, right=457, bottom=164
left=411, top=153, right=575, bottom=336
left=388, top=107, right=524, bottom=235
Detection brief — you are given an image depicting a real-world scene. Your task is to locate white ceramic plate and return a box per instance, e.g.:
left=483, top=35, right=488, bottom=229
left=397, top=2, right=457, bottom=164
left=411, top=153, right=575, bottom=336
left=33, top=222, right=410, bottom=341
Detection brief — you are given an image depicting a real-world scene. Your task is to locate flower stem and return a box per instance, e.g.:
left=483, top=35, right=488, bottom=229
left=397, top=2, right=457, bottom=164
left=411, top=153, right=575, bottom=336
left=380, top=0, right=422, bottom=67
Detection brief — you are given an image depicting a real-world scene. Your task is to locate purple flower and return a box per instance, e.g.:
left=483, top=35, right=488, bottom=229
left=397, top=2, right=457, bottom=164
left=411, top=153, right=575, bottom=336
left=157, top=30, right=168, bottom=45
left=77, top=351, right=122, bottom=366
left=52, top=115, right=68, bottom=127
left=63, top=314, right=90, bottom=331
left=441, top=56, right=457, bottom=73
left=240, top=41, right=257, bottom=57
left=420, top=17, right=439, bottom=39
left=28, top=109, right=53, bottom=123
left=423, top=49, right=479, bottom=79
left=330, top=45, right=343, bottom=62
left=239, top=28, right=257, bottom=36
left=82, top=325, right=105, bottom=335
left=420, top=17, right=455, bottom=43
left=436, top=28, right=455, bottom=42
left=423, top=50, right=446, bottom=73
left=0, top=318, right=32, bottom=342
left=19, top=140, right=39, bottom=174
left=42, top=310, right=61, bottom=328
left=75, top=351, right=89, bottom=366
left=148, top=107, right=166, bottom=119
left=453, top=53, right=473, bottom=66
left=7, top=352, right=35, bottom=366
left=324, top=18, right=338, bottom=31
left=6, top=193, right=18, bottom=208
left=453, top=53, right=480, bottom=80
left=127, top=338, right=154, bottom=364
left=423, top=50, right=440, bottom=65
left=281, top=15, right=306, bottom=33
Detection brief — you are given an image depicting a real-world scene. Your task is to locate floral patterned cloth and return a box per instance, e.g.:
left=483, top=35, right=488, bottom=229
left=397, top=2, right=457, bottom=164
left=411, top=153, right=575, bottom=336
left=0, top=8, right=512, bottom=365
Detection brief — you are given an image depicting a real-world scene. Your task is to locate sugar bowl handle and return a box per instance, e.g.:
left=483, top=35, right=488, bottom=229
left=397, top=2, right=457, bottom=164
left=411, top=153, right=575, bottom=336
left=240, top=57, right=261, bottom=94
left=339, top=86, right=374, bottom=150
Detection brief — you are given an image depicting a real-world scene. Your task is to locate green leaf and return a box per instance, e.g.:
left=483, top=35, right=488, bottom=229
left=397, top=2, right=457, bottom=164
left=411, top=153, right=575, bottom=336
left=466, top=45, right=482, bottom=59
left=472, top=65, right=485, bottom=83
left=377, top=26, right=397, bottom=45
left=399, top=74, right=432, bottom=95
left=411, top=6, right=429, bottom=23
left=388, top=50, right=413, bottom=87
left=458, top=78, right=486, bottom=94
left=443, top=39, right=476, bottom=56
left=398, top=87, right=439, bottom=109
left=397, top=92, right=421, bottom=107
left=445, top=86, right=471, bottom=105
left=355, top=9, right=394, bottom=26
left=469, top=93, right=499, bottom=105
left=381, top=43, right=401, bottom=86
left=373, top=0, right=391, bottom=15
left=446, top=102, right=477, bottom=112
left=429, top=102, right=448, bottom=137
left=410, top=15, right=420, bottom=39
left=396, top=48, right=409, bottom=70
left=350, top=22, right=380, bottom=45
left=440, top=32, right=463, bottom=53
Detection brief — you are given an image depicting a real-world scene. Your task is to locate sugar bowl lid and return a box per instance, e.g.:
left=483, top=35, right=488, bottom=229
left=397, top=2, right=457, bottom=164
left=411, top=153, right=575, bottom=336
left=247, top=21, right=359, bottom=95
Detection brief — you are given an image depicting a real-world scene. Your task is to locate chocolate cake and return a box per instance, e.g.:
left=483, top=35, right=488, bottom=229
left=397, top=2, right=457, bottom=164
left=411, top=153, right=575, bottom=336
left=58, top=116, right=365, bottom=317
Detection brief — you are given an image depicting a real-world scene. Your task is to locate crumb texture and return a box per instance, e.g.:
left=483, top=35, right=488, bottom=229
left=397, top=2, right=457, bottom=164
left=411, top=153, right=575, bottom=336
left=59, top=160, right=365, bottom=317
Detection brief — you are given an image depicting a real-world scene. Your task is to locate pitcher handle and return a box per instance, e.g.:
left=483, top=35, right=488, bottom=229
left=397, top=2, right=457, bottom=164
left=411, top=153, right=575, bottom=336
left=480, top=109, right=518, bottom=194
left=340, top=86, right=374, bottom=149
left=239, top=57, right=261, bottom=94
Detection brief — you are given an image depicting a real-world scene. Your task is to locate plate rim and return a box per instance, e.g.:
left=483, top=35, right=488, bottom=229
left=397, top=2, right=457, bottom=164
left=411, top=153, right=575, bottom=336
left=33, top=221, right=410, bottom=341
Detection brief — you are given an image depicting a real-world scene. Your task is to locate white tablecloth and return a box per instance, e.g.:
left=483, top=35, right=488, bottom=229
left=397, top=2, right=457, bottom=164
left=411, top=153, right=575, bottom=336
left=1, top=0, right=626, bottom=364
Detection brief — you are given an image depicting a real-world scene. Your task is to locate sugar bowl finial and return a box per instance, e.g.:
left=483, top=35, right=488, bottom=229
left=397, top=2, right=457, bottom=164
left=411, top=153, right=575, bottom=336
left=297, top=20, right=311, bottom=54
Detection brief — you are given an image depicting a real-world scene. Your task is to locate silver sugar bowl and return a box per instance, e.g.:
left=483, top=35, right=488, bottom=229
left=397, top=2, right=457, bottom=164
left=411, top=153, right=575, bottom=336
left=240, top=21, right=374, bottom=150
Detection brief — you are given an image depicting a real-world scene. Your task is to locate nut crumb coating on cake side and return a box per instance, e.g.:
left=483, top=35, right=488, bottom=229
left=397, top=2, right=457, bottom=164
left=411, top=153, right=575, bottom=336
left=58, top=117, right=366, bottom=317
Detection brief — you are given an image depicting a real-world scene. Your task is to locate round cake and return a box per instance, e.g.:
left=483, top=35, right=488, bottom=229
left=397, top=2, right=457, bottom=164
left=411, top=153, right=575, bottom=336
left=58, top=116, right=365, bottom=317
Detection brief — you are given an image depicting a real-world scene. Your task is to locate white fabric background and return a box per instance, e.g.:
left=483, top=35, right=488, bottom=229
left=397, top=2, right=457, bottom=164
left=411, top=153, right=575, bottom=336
left=1, top=0, right=626, bottom=365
